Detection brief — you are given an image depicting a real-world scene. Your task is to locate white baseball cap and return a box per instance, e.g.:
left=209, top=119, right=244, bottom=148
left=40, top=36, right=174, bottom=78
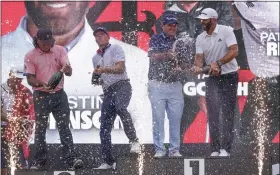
left=196, top=8, right=218, bottom=20
left=9, top=66, right=25, bottom=79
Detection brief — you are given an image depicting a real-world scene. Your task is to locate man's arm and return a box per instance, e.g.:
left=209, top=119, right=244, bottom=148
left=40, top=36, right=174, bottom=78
left=148, top=35, right=175, bottom=61
left=62, top=64, right=72, bottom=76
left=219, top=44, right=238, bottom=64
left=1, top=110, right=8, bottom=122
left=150, top=51, right=175, bottom=61
left=26, top=74, right=46, bottom=88
left=95, top=61, right=125, bottom=74
left=217, top=27, right=239, bottom=64
left=194, top=54, right=204, bottom=68
left=60, top=47, right=72, bottom=76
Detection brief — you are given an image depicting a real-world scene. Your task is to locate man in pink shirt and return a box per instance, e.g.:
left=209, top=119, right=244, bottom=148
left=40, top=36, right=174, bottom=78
left=24, top=28, right=83, bottom=170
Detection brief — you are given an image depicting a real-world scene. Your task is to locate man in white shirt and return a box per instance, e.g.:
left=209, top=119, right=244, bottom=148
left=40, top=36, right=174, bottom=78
left=192, top=8, right=239, bottom=157
left=232, top=2, right=279, bottom=143
left=1, top=1, right=152, bottom=144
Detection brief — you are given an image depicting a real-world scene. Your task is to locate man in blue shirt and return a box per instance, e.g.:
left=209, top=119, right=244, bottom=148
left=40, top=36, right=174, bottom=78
left=148, top=14, right=184, bottom=157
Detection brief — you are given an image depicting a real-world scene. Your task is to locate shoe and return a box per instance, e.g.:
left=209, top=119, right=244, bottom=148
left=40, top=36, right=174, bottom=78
left=130, top=141, right=141, bottom=153
left=168, top=150, right=182, bottom=157
left=219, top=149, right=230, bottom=157
left=210, top=151, right=220, bottom=156
left=72, top=158, right=84, bottom=169
left=29, top=164, right=43, bottom=169
left=154, top=150, right=166, bottom=158
left=94, top=162, right=117, bottom=170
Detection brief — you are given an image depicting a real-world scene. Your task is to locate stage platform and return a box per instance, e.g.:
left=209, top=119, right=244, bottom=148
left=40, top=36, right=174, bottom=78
left=12, top=143, right=279, bottom=175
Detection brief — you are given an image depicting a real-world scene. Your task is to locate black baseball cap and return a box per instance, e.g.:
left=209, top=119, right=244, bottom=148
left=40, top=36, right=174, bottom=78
left=93, top=27, right=109, bottom=36
left=36, top=28, right=55, bottom=43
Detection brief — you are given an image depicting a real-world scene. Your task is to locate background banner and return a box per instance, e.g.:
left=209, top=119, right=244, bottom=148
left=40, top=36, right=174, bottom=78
left=1, top=1, right=279, bottom=144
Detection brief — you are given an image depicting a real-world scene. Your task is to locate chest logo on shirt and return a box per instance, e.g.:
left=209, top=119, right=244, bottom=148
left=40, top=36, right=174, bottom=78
left=218, top=38, right=222, bottom=42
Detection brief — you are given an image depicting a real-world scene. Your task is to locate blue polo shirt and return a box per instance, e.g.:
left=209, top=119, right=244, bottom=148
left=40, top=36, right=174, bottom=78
left=148, top=32, right=177, bottom=83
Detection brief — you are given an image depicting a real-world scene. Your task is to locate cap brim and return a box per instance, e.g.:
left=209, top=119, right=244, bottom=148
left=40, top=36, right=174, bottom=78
left=93, top=29, right=109, bottom=36
left=39, top=38, right=55, bottom=44
left=196, top=15, right=210, bottom=19
left=163, top=21, right=178, bottom=25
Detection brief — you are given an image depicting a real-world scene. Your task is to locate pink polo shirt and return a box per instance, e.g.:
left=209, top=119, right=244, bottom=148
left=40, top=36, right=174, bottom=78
left=24, top=45, right=69, bottom=92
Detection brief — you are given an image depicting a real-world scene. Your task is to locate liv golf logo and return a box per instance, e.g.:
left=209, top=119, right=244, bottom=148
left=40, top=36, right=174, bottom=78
left=261, top=31, right=279, bottom=56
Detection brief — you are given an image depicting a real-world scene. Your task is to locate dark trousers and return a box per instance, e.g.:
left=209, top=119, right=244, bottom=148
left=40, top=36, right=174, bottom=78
left=205, top=72, right=238, bottom=152
left=33, top=89, right=76, bottom=166
left=100, top=80, right=138, bottom=165
left=240, top=76, right=279, bottom=143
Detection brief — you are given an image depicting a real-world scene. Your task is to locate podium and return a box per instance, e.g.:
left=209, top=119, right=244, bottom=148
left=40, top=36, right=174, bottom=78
left=13, top=143, right=278, bottom=175
left=15, top=155, right=272, bottom=175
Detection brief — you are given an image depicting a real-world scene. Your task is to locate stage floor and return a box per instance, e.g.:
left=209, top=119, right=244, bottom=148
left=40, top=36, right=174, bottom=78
left=12, top=143, right=280, bottom=175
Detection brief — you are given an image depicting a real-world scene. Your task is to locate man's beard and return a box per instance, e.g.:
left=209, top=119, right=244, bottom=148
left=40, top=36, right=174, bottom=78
left=203, top=22, right=212, bottom=32
left=24, top=2, right=89, bottom=35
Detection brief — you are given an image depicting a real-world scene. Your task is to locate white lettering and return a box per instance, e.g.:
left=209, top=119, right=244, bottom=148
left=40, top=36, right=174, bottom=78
left=70, top=111, right=81, bottom=129
left=267, top=42, right=279, bottom=56
left=96, top=96, right=103, bottom=109
left=68, top=96, right=78, bottom=109
left=81, top=111, right=92, bottom=129
left=92, top=110, right=101, bottom=129
left=78, top=96, right=90, bottom=109
left=237, top=82, right=248, bottom=96
left=260, top=32, right=268, bottom=42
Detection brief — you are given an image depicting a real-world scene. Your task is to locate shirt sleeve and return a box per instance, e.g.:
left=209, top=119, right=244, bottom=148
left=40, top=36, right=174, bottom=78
left=195, top=36, right=204, bottom=54
left=59, top=47, right=70, bottom=66
left=225, top=27, right=237, bottom=47
left=92, top=55, right=97, bottom=68
left=113, top=45, right=125, bottom=62
left=24, top=53, right=36, bottom=75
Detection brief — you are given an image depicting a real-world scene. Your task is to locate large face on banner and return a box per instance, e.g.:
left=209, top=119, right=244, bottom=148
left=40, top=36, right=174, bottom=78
left=24, top=1, right=90, bottom=34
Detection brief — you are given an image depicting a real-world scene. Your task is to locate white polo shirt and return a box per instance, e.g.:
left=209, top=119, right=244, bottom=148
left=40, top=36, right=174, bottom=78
left=196, top=24, right=238, bottom=74
left=92, top=44, right=129, bottom=90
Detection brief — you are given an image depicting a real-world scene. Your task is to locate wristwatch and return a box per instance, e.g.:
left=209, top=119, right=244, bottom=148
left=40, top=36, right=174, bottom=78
left=216, top=60, right=223, bottom=68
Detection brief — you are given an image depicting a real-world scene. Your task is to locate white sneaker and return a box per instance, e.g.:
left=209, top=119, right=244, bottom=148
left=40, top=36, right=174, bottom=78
left=154, top=150, right=166, bottom=158
left=130, top=141, right=141, bottom=153
left=210, top=151, right=220, bottom=156
left=94, top=162, right=116, bottom=170
left=219, top=149, right=230, bottom=157
left=169, top=150, right=182, bottom=157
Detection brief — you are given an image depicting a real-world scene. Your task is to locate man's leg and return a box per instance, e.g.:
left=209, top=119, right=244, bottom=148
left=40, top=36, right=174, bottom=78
left=220, top=73, right=238, bottom=153
left=148, top=81, right=167, bottom=153
left=205, top=77, right=221, bottom=153
left=32, top=91, right=51, bottom=167
left=115, top=81, right=138, bottom=142
left=100, top=90, right=117, bottom=165
left=166, top=82, right=184, bottom=153
left=51, top=90, right=79, bottom=167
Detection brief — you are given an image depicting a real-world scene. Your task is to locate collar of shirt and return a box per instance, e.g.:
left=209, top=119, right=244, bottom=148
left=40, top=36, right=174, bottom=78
left=17, top=16, right=86, bottom=53
left=204, top=24, right=220, bottom=38
left=160, top=32, right=177, bottom=40
left=35, top=47, right=55, bottom=55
